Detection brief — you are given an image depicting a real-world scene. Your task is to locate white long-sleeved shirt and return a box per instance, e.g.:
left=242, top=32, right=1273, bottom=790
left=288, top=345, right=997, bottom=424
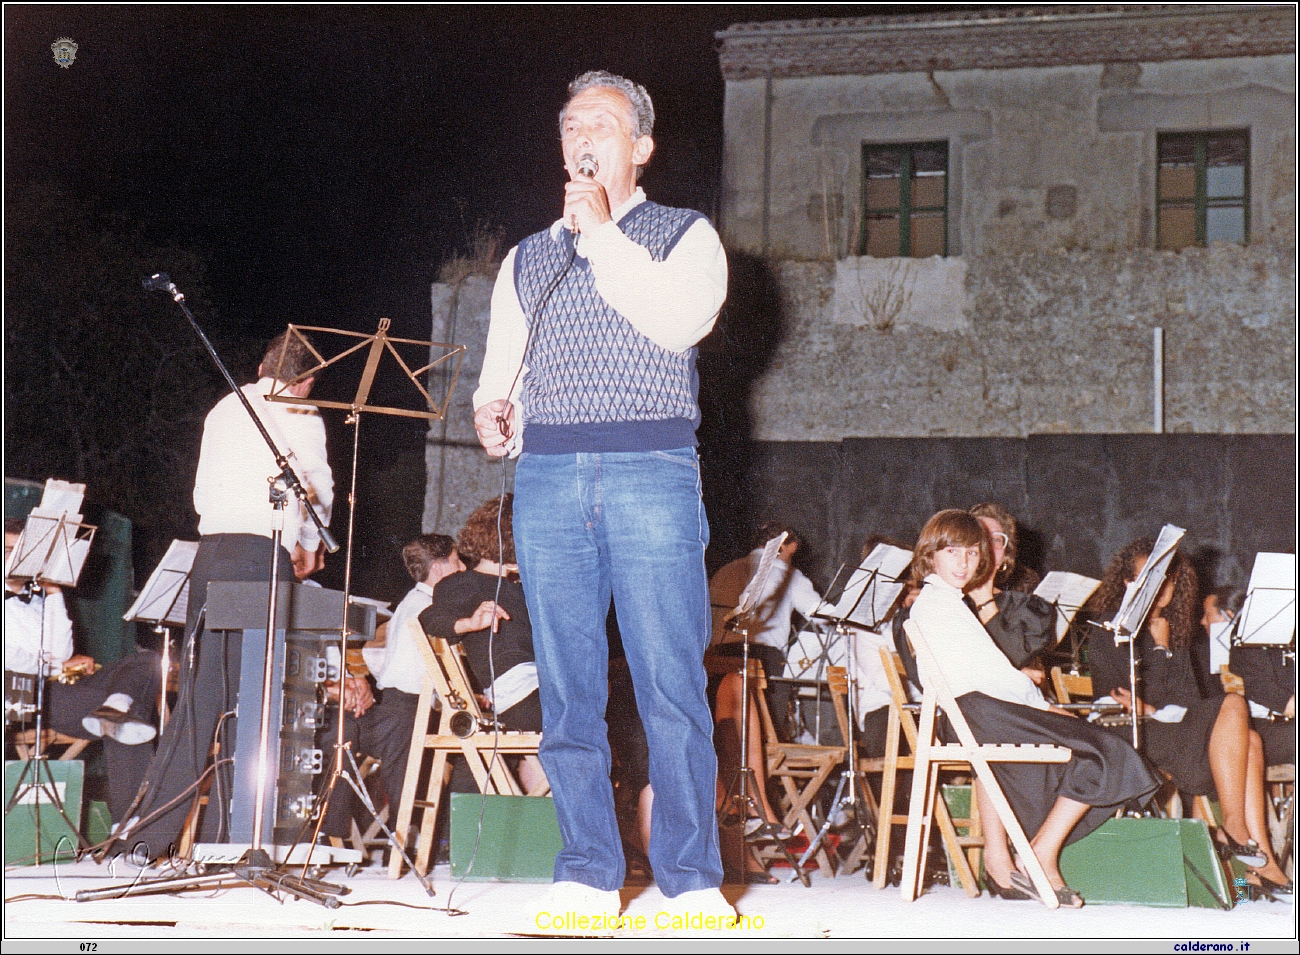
left=909, top=574, right=1049, bottom=711
left=5, top=589, right=74, bottom=675
left=473, top=189, right=727, bottom=453
left=193, top=378, right=334, bottom=552
left=369, top=582, right=434, bottom=696
left=710, top=548, right=823, bottom=651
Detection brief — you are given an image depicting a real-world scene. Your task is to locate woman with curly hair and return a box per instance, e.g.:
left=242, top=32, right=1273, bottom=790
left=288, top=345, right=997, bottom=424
left=909, top=510, right=1158, bottom=908
left=1086, top=540, right=1290, bottom=892
left=418, top=495, right=546, bottom=792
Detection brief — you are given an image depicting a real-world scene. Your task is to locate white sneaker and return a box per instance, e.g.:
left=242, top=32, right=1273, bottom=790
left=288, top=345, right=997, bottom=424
left=530, top=880, right=623, bottom=935
left=658, top=887, right=740, bottom=934
left=82, top=709, right=157, bottom=745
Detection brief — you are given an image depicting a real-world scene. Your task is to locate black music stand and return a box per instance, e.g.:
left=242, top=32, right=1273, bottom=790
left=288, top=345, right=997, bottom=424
left=1095, top=525, right=1185, bottom=749
left=4, top=508, right=97, bottom=862
left=123, top=540, right=198, bottom=734
left=716, top=533, right=810, bottom=886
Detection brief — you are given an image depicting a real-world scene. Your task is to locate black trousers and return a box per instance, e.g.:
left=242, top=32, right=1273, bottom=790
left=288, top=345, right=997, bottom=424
left=318, top=688, right=420, bottom=839
left=44, top=651, right=161, bottom=823
left=125, top=533, right=292, bottom=859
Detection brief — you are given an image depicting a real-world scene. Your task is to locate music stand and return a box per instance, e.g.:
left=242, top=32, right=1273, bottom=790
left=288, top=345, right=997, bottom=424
left=717, top=533, right=809, bottom=886
left=1232, top=553, right=1296, bottom=648
left=793, top=544, right=908, bottom=871
left=123, top=540, right=198, bottom=733
left=4, top=501, right=97, bottom=862
left=265, top=319, right=463, bottom=894
left=1033, top=571, right=1101, bottom=671
left=1096, top=525, right=1185, bottom=749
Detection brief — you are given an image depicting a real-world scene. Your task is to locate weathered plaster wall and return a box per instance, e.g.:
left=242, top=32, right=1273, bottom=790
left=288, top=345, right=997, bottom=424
left=721, top=55, right=1296, bottom=259
left=747, top=243, right=1295, bottom=440
left=422, top=275, right=516, bottom=537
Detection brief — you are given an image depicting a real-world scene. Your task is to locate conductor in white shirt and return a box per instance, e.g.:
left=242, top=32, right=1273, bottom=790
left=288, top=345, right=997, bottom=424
left=127, top=331, right=334, bottom=858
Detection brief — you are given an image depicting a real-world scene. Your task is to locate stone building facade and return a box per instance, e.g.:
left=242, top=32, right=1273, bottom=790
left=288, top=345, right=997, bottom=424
left=715, top=5, right=1296, bottom=439
left=424, top=7, right=1295, bottom=587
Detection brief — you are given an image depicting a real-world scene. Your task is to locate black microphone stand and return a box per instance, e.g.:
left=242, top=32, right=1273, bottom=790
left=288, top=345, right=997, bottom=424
left=79, top=275, right=343, bottom=907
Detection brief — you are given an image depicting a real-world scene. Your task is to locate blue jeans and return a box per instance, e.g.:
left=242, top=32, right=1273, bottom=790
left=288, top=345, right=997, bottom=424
left=513, top=448, right=723, bottom=897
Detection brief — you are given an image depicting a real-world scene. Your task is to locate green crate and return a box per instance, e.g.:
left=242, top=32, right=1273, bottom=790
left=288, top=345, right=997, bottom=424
left=449, top=793, right=562, bottom=882
left=940, top=783, right=984, bottom=887
left=1060, top=817, right=1231, bottom=909
left=85, top=799, right=112, bottom=847
left=4, top=759, right=84, bottom=865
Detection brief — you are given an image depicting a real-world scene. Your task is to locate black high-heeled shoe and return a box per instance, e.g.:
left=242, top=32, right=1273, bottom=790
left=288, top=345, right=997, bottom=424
left=1216, top=832, right=1268, bottom=868
left=1251, top=873, right=1294, bottom=899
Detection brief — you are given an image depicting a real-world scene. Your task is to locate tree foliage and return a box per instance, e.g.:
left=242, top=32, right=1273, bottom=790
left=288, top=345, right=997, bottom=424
left=4, top=183, right=246, bottom=572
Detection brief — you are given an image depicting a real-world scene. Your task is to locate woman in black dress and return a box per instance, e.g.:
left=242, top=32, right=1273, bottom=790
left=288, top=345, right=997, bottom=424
left=1087, top=540, right=1289, bottom=890
left=419, top=494, right=546, bottom=793
left=964, top=505, right=1056, bottom=685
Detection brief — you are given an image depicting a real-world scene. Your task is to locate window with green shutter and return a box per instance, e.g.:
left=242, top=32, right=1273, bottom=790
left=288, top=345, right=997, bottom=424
left=1157, top=131, right=1249, bottom=250
left=860, top=142, right=948, bottom=258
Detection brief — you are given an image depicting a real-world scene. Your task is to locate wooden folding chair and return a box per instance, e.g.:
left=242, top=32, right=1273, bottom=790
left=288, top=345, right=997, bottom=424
left=900, top=618, right=1072, bottom=908
left=388, top=621, right=546, bottom=879
left=12, top=729, right=90, bottom=762
left=1050, top=666, right=1092, bottom=707
left=863, top=647, right=983, bottom=893
left=751, top=664, right=845, bottom=874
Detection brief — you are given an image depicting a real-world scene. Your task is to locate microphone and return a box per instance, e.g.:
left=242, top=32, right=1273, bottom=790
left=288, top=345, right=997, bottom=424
left=142, top=272, right=175, bottom=293
left=577, top=154, right=598, bottom=178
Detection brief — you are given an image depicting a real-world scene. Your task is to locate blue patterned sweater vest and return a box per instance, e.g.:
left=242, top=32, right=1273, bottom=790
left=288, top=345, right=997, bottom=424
left=514, top=201, right=705, bottom=454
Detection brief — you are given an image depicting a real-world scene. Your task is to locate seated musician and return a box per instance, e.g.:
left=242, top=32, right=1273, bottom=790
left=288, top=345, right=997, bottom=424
left=708, top=522, right=820, bottom=852
left=5, top=519, right=161, bottom=825
left=1087, top=541, right=1291, bottom=894
left=316, top=534, right=465, bottom=839
left=909, top=510, right=1159, bottom=908
left=418, top=495, right=545, bottom=794
left=1215, top=588, right=1295, bottom=768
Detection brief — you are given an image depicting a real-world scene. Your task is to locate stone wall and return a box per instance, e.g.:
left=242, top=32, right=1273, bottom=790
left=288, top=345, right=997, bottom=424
left=720, top=54, right=1296, bottom=259
left=422, top=274, right=516, bottom=537
left=742, top=242, right=1295, bottom=441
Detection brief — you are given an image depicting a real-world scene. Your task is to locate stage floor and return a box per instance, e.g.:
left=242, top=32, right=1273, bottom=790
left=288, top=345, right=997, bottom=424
left=3, top=857, right=1295, bottom=941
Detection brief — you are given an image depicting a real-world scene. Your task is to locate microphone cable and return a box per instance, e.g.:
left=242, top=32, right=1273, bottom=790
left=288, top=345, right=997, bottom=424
left=447, top=225, right=581, bottom=912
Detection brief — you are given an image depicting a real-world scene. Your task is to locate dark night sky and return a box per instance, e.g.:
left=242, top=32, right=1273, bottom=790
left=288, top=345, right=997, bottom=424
left=5, top=4, right=914, bottom=598
left=6, top=5, right=900, bottom=342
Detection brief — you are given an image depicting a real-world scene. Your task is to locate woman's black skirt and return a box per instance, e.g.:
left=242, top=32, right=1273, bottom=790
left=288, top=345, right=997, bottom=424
left=954, top=692, right=1161, bottom=845
left=1137, top=694, right=1223, bottom=796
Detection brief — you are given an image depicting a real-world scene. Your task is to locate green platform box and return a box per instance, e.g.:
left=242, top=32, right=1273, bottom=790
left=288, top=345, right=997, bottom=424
left=4, top=759, right=84, bottom=865
left=1060, top=817, right=1231, bottom=909
left=86, top=799, right=112, bottom=847
left=941, top=784, right=984, bottom=887
left=450, top=793, right=562, bottom=882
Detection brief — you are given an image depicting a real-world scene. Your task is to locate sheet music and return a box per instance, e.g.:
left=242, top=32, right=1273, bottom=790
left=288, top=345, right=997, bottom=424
left=734, top=533, right=787, bottom=619
left=37, top=478, right=85, bottom=517
left=1034, top=571, right=1101, bottom=642
left=1111, top=524, right=1185, bottom=641
left=5, top=513, right=94, bottom=586
left=1237, top=552, right=1296, bottom=646
left=124, top=539, right=199, bottom=625
left=830, top=544, right=913, bottom=629
left=1208, top=620, right=1233, bottom=674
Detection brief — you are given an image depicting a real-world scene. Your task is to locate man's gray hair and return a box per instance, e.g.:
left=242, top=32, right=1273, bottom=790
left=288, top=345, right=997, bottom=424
left=560, top=70, right=655, bottom=139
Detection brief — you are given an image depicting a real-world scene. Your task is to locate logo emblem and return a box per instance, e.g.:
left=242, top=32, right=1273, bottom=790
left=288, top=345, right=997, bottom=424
left=51, top=38, right=78, bottom=68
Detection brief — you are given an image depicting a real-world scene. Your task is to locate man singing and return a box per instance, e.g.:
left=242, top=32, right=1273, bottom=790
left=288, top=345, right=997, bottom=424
left=473, top=71, right=731, bottom=921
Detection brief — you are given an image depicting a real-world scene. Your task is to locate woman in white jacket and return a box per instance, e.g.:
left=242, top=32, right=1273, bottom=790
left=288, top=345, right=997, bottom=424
left=908, top=510, right=1158, bottom=908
